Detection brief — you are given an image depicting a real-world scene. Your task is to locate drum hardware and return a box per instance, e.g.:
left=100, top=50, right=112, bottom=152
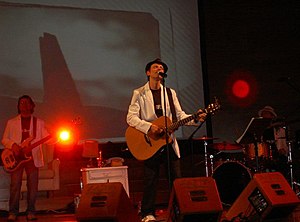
left=204, top=139, right=209, bottom=177
left=245, top=142, right=271, bottom=160
left=209, top=142, right=244, bottom=153
left=281, top=120, right=297, bottom=190
left=236, top=117, right=272, bottom=173
left=193, top=136, right=219, bottom=177
left=293, top=181, right=300, bottom=196
left=286, top=139, right=299, bottom=191
left=287, top=141, right=293, bottom=189
left=193, top=136, right=219, bottom=141
left=209, top=154, right=214, bottom=175
left=265, top=140, right=275, bottom=160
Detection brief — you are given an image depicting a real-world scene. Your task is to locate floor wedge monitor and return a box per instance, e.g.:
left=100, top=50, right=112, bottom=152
left=226, top=172, right=300, bottom=221
left=167, top=177, right=223, bottom=222
left=76, top=182, right=139, bottom=222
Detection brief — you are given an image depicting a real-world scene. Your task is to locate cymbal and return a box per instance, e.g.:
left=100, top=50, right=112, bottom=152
left=193, top=136, right=219, bottom=141
left=209, top=142, right=243, bottom=151
left=269, top=122, right=285, bottom=128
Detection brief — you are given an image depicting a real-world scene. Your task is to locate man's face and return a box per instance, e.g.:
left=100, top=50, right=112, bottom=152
left=147, top=63, right=165, bottom=80
left=19, top=98, right=33, bottom=117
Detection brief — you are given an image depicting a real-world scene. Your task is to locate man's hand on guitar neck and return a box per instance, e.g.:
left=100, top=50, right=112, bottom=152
left=197, top=109, right=207, bottom=122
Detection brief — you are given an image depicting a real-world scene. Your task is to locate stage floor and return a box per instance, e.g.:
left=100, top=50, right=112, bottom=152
left=0, top=196, right=169, bottom=222
left=0, top=196, right=299, bottom=222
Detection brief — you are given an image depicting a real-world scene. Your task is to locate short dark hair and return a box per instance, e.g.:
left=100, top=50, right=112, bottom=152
left=145, top=58, right=168, bottom=73
left=17, top=95, right=35, bottom=114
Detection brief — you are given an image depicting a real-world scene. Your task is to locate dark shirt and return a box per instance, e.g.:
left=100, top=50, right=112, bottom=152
left=151, top=89, right=163, bottom=117
left=21, top=116, right=31, bottom=142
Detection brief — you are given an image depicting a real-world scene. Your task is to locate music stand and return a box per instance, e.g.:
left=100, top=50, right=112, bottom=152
left=236, top=117, right=272, bottom=172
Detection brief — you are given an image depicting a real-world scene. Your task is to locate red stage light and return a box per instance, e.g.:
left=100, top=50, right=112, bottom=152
left=225, top=69, right=258, bottom=107
left=232, top=80, right=250, bottom=98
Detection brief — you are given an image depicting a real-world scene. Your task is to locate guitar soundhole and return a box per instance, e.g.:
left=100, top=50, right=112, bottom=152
left=158, top=131, right=165, bottom=137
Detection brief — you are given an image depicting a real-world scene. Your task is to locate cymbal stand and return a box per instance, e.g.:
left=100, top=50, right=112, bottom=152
left=188, top=121, right=205, bottom=177
left=285, top=124, right=297, bottom=191
left=209, top=154, right=214, bottom=176
left=253, top=133, right=260, bottom=172
left=203, top=139, right=209, bottom=177
left=293, top=181, right=300, bottom=196
left=287, top=141, right=294, bottom=189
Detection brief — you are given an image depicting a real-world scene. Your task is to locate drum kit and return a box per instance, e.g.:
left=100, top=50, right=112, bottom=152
left=193, top=123, right=299, bottom=207
left=193, top=137, right=253, bottom=206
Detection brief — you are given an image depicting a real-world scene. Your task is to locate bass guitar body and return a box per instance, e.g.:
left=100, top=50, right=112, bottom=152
left=1, top=148, right=32, bottom=173
left=1, top=135, right=51, bottom=173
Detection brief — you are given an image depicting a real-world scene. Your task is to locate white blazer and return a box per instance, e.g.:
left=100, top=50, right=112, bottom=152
left=1, top=115, right=50, bottom=168
left=127, top=82, right=192, bottom=158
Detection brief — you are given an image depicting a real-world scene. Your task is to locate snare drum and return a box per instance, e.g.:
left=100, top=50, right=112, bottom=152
left=245, top=143, right=270, bottom=159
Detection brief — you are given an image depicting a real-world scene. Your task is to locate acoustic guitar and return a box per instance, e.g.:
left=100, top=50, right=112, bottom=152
left=125, top=99, right=220, bottom=160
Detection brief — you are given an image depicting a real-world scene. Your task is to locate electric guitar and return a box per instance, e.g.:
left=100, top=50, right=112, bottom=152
left=125, top=98, right=221, bottom=160
left=1, top=135, right=52, bottom=173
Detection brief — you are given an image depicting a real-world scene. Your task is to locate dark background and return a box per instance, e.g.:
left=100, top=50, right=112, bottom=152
left=199, top=0, right=300, bottom=147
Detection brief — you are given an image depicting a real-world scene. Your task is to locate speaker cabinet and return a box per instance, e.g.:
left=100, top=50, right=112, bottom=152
left=76, top=182, right=139, bottom=222
left=167, top=177, right=223, bottom=222
left=226, top=172, right=300, bottom=221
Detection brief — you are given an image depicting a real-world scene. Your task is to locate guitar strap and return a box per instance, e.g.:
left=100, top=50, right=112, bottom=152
left=33, top=116, right=37, bottom=139
left=166, top=87, right=177, bottom=123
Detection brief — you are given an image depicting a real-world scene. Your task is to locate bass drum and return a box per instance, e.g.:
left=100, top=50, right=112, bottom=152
left=212, top=161, right=252, bottom=206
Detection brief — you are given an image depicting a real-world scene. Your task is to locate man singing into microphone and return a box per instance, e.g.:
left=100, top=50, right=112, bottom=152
left=126, top=58, right=206, bottom=222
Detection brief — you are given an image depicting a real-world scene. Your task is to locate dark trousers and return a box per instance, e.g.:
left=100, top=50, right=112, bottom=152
left=9, top=159, right=39, bottom=215
left=141, top=146, right=181, bottom=217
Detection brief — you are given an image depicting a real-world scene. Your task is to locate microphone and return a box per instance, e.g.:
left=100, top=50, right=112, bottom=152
left=159, top=72, right=167, bottom=78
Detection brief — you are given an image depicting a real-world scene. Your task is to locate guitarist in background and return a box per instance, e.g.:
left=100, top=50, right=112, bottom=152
left=2, top=95, right=51, bottom=221
left=126, top=59, right=207, bottom=222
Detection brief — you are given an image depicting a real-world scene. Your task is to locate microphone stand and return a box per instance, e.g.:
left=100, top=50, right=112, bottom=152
left=161, top=76, right=172, bottom=190
left=188, top=122, right=205, bottom=176
left=188, top=121, right=205, bottom=141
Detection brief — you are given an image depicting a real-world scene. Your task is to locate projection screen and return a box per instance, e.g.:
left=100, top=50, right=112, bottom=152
left=0, top=0, right=205, bottom=143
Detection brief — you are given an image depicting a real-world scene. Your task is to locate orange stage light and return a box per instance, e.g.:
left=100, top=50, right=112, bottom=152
left=57, top=128, right=75, bottom=145
left=55, top=123, right=78, bottom=144
left=59, top=130, right=71, bottom=141
left=51, top=119, right=81, bottom=152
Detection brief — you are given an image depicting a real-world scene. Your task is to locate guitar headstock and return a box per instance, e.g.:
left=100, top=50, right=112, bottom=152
left=205, top=97, right=221, bottom=115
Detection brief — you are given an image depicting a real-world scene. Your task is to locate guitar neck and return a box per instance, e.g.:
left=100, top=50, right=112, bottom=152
left=29, top=135, right=52, bottom=150
left=168, top=106, right=214, bottom=132
left=168, top=113, right=198, bottom=132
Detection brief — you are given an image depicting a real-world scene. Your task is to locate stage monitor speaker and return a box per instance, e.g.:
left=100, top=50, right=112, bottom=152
left=167, top=177, right=223, bottom=222
left=226, top=172, right=300, bottom=221
left=76, top=182, right=139, bottom=222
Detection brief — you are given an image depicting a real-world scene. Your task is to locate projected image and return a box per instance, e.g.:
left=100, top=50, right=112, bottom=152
left=0, top=6, right=161, bottom=140
left=0, top=1, right=205, bottom=142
